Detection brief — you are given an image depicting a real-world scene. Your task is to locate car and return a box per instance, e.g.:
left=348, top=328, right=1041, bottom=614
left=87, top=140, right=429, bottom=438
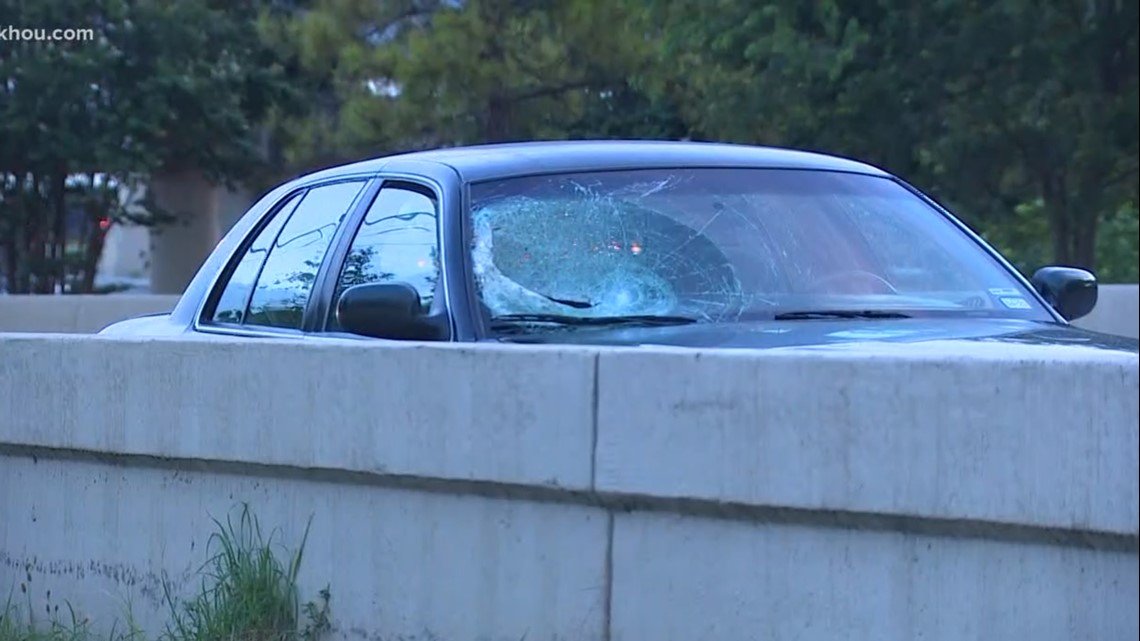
left=101, top=140, right=1138, bottom=355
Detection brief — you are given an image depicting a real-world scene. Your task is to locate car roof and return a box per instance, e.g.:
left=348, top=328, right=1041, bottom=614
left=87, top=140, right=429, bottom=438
left=299, top=140, right=892, bottom=184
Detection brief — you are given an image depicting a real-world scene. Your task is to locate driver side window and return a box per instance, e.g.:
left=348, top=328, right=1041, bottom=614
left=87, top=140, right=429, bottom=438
left=326, top=183, right=441, bottom=332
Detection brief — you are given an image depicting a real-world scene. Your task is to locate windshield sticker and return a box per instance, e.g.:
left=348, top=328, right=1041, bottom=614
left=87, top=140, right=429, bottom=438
left=999, top=297, right=1031, bottom=309
left=988, top=287, right=1021, bottom=297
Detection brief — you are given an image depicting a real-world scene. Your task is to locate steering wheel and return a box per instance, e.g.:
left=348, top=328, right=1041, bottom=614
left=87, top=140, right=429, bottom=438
left=804, top=270, right=899, bottom=295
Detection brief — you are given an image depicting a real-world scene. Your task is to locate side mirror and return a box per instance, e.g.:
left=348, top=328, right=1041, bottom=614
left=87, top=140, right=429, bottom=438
left=1031, top=266, right=1098, bottom=321
left=336, top=282, right=450, bottom=340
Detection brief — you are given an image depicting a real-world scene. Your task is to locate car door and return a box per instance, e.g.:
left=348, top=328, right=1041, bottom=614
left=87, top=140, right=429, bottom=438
left=309, top=178, right=455, bottom=341
left=195, top=178, right=371, bottom=338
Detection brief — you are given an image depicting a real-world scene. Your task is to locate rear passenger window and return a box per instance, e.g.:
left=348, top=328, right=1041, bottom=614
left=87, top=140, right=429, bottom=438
left=245, top=181, right=367, bottom=329
left=209, top=180, right=366, bottom=330
left=212, top=192, right=303, bottom=324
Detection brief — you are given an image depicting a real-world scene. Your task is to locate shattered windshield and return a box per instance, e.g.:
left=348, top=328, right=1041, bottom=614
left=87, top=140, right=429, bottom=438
left=468, top=168, right=1052, bottom=326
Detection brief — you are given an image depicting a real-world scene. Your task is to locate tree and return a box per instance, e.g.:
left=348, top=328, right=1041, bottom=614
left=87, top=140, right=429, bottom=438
left=922, top=0, right=1137, bottom=272
left=639, top=0, right=1138, bottom=276
left=0, top=0, right=300, bottom=293
left=274, top=0, right=654, bottom=162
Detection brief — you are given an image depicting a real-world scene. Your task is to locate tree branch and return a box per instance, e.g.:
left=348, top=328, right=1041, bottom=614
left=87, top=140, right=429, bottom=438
left=360, top=5, right=441, bottom=43
left=507, top=80, right=604, bottom=104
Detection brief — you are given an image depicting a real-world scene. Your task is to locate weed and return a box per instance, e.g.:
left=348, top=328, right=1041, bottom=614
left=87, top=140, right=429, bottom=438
left=0, top=590, right=140, bottom=641
left=1, top=504, right=329, bottom=641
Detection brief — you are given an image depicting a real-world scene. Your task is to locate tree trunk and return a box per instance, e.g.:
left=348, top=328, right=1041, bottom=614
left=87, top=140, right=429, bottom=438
left=148, top=170, right=223, bottom=295
left=51, top=170, right=68, bottom=293
left=1046, top=202, right=1099, bottom=271
left=1042, top=168, right=1099, bottom=271
left=484, top=95, right=514, bottom=142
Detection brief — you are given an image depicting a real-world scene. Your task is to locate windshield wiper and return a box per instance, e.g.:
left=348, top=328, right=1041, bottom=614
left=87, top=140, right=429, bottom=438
left=490, top=313, right=700, bottom=330
left=773, top=309, right=913, bottom=320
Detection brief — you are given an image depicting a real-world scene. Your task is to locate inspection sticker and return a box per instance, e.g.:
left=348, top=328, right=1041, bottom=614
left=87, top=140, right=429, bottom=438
left=988, top=287, right=1021, bottom=297
left=1000, top=297, right=1031, bottom=309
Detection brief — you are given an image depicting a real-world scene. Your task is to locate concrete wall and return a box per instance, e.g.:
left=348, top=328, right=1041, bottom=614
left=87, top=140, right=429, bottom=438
left=1, top=334, right=1136, bottom=641
left=97, top=224, right=151, bottom=285
left=1077, top=284, right=1140, bottom=339
left=0, top=295, right=180, bottom=333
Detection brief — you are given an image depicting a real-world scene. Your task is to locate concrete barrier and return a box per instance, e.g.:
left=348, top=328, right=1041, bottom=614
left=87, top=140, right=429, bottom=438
left=1, top=333, right=1136, bottom=641
left=1, top=284, right=1137, bottom=338
left=0, top=294, right=180, bottom=333
left=1074, top=284, right=1140, bottom=339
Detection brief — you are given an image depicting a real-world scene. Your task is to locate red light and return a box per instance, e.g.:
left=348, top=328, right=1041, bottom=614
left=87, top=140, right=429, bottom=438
left=98, top=217, right=111, bottom=231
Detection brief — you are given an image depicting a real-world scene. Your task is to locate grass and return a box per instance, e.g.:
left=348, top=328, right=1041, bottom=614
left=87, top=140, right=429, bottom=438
left=0, top=595, right=142, bottom=641
left=0, top=504, right=330, bottom=641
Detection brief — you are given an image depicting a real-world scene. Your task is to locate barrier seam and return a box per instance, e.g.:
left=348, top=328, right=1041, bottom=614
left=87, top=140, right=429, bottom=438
left=589, top=351, right=601, bottom=492
left=602, top=511, right=614, bottom=641
left=2, top=443, right=1135, bottom=553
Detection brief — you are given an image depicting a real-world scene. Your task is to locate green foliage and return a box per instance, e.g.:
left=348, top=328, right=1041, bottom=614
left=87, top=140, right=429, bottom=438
left=0, top=0, right=300, bottom=292
left=1, top=0, right=1136, bottom=285
left=915, top=0, right=1138, bottom=271
left=269, top=0, right=1135, bottom=277
left=640, top=0, right=1138, bottom=275
left=276, top=0, right=654, bottom=155
left=0, top=0, right=297, bottom=181
left=161, top=504, right=329, bottom=641
left=1096, top=203, right=1140, bottom=284
left=0, top=504, right=329, bottom=641
left=1, top=590, right=143, bottom=641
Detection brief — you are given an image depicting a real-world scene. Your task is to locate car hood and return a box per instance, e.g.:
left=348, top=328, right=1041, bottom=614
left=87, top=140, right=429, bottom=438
left=503, top=317, right=1140, bottom=355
